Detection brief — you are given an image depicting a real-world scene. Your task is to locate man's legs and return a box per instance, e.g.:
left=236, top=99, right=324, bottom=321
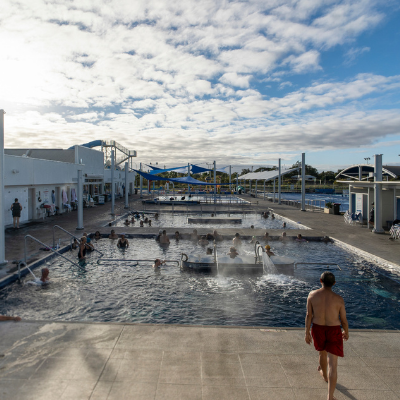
left=16, top=217, right=20, bottom=228
left=318, top=350, right=328, bottom=382
left=327, top=352, right=338, bottom=400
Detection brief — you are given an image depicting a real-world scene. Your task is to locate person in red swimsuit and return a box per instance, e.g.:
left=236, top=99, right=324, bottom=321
left=305, top=271, right=349, bottom=400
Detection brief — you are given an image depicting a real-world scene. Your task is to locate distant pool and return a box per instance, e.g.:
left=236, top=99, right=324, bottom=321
left=268, top=193, right=349, bottom=212
left=113, top=212, right=308, bottom=229
left=1, top=240, right=399, bottom=329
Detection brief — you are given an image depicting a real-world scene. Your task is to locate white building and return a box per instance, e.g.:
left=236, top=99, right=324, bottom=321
left=3, top=145, right=136, bottom=226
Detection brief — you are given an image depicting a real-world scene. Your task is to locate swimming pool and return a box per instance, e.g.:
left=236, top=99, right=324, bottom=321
left=1, top=240, right=399, bottom=329
left=113, top=212, right=308, bottom=229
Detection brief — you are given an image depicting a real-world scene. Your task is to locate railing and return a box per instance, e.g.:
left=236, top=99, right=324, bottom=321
left=96, top=259, right=179, bottom=266
left=52, top=225, right=104, bottom=259
left=23, top=234, right=85, bottom=278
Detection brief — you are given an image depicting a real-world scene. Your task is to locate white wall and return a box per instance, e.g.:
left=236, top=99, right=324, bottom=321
left=4, top=155, right=79, bottom=186
left=75, top=146, right=104, bottom=176
left=3, top=155, right=80, bottom=225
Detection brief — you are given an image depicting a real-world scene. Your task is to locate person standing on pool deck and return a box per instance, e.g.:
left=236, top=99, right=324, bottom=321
left=11, top=198, right=22, bottom=229
left=305, top=271, right=349, bottom=400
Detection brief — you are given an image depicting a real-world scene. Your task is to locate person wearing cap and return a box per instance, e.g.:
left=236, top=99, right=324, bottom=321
left=249, top=235, right=257, bottom=243
left=265, top=245, right=275, bottom=256
left=227, top=247, right=239, bottom=259
left=117, top=234, right=129, bottom=248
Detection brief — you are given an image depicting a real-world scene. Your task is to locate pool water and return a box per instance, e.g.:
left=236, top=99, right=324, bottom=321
left=154, top=195, right=249, bottom=204
left=114, top=213, right=307, bottom=229
left=1, top=240, right=399, bottom=329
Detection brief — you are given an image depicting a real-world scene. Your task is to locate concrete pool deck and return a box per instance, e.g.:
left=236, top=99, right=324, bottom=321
left=0, top=321, right=399, bottom=400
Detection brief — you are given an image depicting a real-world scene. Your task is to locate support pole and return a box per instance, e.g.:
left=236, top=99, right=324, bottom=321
left=140, top=162, right=143, bottom=198
left=278, top=158, right=281, bottom=205
left=273, top=179, right=276, bottom=203
left=124, top=162, right=129, bottom=209
left=0, top=110, right=7, bottom=265
left=111, top=150, right=115, bottom=215
left=301, top=153, right=306, bottom=211
left=213, top=161, right=216, bottom=204
left=358, top=165, right=362, bottom=181
left=367, top=187, right=370, bottom=230
left=255, top=180, right=258, bottom=198
left=394, top=188, right=397, bottom=221
left=263, top=180, right=266, bottom=200
left=229, top=165, right=232, bottom=192
left=373, top=154, right=384, bottom=233
left=187, top=163, right=190, bottom=195
left=77, top=169, right=84, bottom=230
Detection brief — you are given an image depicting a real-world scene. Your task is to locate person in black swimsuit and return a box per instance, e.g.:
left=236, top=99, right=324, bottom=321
left=117, top=234, right=129, bottom=248
left=11, top=198, right=22, bottom=229
left=78, top=237, right=88, bottom=261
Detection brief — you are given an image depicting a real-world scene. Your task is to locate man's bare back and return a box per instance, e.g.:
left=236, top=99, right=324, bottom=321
left=308, top=288, right=344, bottom=326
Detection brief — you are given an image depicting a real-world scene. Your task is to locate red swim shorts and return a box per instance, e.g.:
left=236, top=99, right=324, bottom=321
left=311, top=324, right=344, bottom=357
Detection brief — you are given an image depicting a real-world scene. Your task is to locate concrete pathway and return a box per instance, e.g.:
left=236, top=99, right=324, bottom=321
left=0, top=321, right=399, bottom=400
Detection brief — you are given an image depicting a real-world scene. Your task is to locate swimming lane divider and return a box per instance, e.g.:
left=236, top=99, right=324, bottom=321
left=23, top=235, right=86, bottom=277
left=96, top=259, right=180, bottom=266
left=294, top=263, right=342, bottom=271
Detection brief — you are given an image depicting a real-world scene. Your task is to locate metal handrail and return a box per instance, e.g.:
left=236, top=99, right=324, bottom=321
left=24, top=234, right=85, bottom=276
left=52, top=225, right=104, bottom=258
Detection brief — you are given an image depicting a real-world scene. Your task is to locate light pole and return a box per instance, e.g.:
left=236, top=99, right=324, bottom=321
left=364, top=157, right=370, bottom=164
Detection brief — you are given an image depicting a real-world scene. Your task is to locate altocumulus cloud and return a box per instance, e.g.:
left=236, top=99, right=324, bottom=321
left=1, top=0, right=399, bottom=165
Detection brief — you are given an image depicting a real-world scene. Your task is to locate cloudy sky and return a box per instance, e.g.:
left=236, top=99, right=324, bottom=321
left=1, top=0, right=400, bottom=170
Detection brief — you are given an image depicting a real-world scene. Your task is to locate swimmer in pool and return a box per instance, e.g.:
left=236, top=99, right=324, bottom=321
left=227, top=247, right=239, bottom=259
left=40, top=268, right=50, bottom=283
left=271, top=213, right=275, bottom=219
left=124, top=219, right=130, bottom=226
left=232, top=233, right=242, bottom=247
left=250, top=225, right=254, bottom=229
left=154, top=213, right=159, bottom=220
left=117, top=234, right=129, bottom=248
left=78, top=237, right=89, bottom=261
left=265, top=245, right=275, bottom=256
left=296, top=234, right=307, bottom=242
left=279, top=232, right=289, bottom=241
left=94, top=231, right=102, bottom=241
left=159, top=230, right=170, bottom=245
left=206, top=248, right=213, bottom=255
left=263, top=232, right=269, bottom=242
left=71, top=238, right=79, bottom=249
left=198, top=235, right=209, bottom=246
left=282, top=222, right=287, bottom=228
left=109, top=230, right=118, bottom=239
left=174, top=231, right=181, bottom=241
left=213, top=230, right=223, bottom=242
left=249, top=235, right=257, bottom=244
left=190, top=229, right=199, bottom=241
left=140, top=220, right=144, bottom=227
left=153, top=259, right=165, bottom=269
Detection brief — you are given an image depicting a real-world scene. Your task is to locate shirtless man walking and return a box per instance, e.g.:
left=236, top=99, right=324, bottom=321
left=305, top=271, right=349, bottom=400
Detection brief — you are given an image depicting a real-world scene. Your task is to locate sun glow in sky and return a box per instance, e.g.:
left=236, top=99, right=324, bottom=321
left=1, top=0, right=400, bottom=170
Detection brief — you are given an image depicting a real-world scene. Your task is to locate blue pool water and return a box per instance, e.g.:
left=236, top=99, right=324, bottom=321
left=1, top=240, right=399, bottom=329
left=269, top=193, right=349, bottom=212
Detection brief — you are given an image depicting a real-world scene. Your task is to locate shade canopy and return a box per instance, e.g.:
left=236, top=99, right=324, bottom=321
left=238, top=167, right=298, bottom=181
left=133, top=169, right=221, bottom=186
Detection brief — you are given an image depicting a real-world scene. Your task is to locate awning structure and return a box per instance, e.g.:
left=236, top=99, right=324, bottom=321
left=336, top=164, right=400, bottom=180
left=145, top=164, right=230, bottom=175
left=238, top=168, right=298, bottom=181
left=133, top=169, right=220, bottom=186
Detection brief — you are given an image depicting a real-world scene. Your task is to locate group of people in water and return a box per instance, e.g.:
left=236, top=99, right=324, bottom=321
left=123, top=212, right=159, bottom=228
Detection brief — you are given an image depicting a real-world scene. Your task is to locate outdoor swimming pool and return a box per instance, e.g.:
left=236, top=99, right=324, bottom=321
left=1, top=240, right=399, bottom=329
left=113, top=212, right=308, bottom=229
